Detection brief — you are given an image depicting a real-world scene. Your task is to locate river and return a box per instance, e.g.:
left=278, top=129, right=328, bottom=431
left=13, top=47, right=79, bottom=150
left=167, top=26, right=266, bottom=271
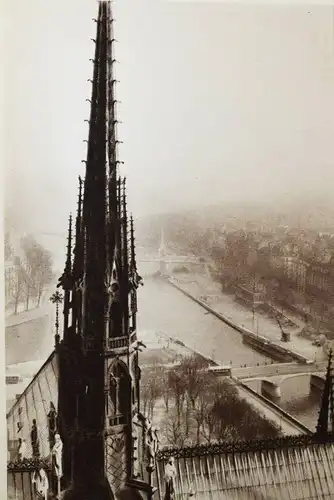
left=137, top=276, right=321, bottom=431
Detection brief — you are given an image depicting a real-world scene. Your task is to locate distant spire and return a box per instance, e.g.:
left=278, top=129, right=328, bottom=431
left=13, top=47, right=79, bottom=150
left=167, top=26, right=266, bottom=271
left=159, top=227, right=167, bottom=256
left=316, top=349, right=334, bottom=438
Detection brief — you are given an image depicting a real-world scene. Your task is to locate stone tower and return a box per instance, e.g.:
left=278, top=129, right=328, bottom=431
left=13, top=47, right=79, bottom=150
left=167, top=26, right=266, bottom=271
left=56, top=3, right=155, bottom=499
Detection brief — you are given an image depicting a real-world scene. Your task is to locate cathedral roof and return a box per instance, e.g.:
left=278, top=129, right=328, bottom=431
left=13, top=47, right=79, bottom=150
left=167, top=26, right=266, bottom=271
left=155, top=437, right=334, bottom=499
left=7, top=351, right=58, bottom=459
left=7, top=349, right=334, bottom=499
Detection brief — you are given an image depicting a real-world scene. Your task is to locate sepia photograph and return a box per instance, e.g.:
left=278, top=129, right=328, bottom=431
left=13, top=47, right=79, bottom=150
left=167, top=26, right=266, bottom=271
left=3, top=1, right=334, bottom=498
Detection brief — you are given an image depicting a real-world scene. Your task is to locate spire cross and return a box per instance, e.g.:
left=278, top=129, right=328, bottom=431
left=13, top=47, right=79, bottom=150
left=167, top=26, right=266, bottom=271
left=50, top=291, right=63, bottom=344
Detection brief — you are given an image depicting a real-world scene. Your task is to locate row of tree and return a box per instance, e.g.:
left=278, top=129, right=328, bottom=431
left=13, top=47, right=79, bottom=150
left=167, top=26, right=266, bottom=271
left=141, top=355, right=280, bottom=448
left=5, top=234, right=54, bottom=313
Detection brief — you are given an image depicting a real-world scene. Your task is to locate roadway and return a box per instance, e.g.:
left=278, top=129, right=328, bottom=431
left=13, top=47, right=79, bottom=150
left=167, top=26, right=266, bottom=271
left=232, top=361, right=328, bottom=380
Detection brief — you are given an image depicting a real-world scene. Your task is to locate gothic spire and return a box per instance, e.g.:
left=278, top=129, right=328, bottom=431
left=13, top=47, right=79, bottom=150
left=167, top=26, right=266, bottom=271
left=61, top=3, right=114, bottom=497
left=316, top=349, right=334, bottom=438
left=59, top=2, right=145, bottom=497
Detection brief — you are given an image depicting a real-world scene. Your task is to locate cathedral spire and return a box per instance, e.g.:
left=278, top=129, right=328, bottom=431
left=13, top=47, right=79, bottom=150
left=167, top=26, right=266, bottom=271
left=316, top=349, right=334, bottom=438
left=58, top=2, right=152, bottom=499
left=61, top=2, right=113, bottom=498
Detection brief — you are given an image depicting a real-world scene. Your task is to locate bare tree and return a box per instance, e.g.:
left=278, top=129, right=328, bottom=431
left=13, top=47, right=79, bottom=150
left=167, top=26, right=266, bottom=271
left=167, top=370, right=187, bottom=426
left=140, top=366, right=164, bottom=420
left=164, top=408, right=191, bottom=448
left=141, top=383, right=151, bottom=418
left=193, top=388, right=209, bottom=444
left=12, top=259, right=25, bottom=314
left=179, top=354, right=210, bottom=409
left=194, top=378, right=226, bottom=444
left=161, top=371, right=172, bottom=412
left=21, top=235, right=53, bottom=307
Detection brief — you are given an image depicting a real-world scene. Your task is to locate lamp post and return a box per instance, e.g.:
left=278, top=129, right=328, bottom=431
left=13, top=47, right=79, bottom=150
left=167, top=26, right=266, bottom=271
left=50, top=291, right=63, bottom=345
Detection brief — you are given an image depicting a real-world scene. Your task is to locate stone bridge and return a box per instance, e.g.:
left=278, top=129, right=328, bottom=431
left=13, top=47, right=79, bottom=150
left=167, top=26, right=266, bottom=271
left=212, top=361, right=327, bottom=403
left=138, top=255, right=209, bottom=276
left=137, top=231, right=210, bottom=276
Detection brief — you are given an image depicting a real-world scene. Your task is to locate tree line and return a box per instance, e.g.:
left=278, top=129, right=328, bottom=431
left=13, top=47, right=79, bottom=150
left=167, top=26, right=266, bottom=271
left=5, top=234, right=54, bottom=313
left=141, top=354, right=280, bottom=448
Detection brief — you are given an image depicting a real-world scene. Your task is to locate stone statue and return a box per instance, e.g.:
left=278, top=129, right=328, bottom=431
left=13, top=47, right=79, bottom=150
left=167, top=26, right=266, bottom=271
left=52, top=433, right=63, bottom=479
left=30, top=418, right=40, bottom=458
left=47, top=402, right=57, bottom=451
left=109, top=281, right=122, bottom=337
left=32, top=467, right=49, bottom=499
left=164, top=457, right=177, bottom=500
left=152, top=427, right=159, bottom=454
left=143, top=417, right=152, bottom=447
left=17, top=438, right=27, bottom=461
left=147, top=426, right=159, bottom=470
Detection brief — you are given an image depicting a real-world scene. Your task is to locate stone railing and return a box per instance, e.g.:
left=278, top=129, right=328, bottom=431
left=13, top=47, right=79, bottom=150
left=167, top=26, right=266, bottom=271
left=107, top=331, right=137, bottom=350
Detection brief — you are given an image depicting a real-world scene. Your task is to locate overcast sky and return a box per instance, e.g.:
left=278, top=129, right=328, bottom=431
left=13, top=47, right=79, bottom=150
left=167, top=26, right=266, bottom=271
left=4, top=1, right=334, bottom=260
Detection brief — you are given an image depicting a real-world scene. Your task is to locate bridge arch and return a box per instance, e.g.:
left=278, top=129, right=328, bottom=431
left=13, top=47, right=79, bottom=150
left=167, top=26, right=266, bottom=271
left=279, top=372, right=312, bottom=386
left=310, top=374, right=326, bottom=393
left=245, top=371, right=326, bottom=402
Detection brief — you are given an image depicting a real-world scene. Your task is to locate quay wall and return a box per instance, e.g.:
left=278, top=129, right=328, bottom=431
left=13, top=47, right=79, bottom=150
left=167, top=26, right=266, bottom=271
left=166, top=278, right=310, bottom=365
left=162, top=335, right=218, bottom=366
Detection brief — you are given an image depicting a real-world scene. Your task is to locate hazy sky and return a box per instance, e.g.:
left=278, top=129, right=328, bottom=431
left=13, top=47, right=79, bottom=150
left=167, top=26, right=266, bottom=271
left=4, top=1, right=334, bottom=255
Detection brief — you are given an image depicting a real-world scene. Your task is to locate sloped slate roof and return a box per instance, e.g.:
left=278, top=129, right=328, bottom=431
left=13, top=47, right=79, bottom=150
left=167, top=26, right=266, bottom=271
left=155, top=438, right=334, bottom=499
left=7, top=351, right=58, bottom=458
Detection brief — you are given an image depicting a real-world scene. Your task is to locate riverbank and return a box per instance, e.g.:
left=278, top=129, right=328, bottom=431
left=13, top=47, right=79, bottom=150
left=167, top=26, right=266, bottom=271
left=168, top=273, right=325, bottom=363
left=137, top=329, right=203, bottom=365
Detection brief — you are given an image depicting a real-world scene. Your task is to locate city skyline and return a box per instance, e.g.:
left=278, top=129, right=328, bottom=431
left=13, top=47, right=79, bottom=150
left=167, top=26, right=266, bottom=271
left=4, top=2, right=334, bottom=255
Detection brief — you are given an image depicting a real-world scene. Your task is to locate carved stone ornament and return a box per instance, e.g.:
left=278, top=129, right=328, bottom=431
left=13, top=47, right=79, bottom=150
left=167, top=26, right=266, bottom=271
left=110, top=433, right=125, bottom=453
